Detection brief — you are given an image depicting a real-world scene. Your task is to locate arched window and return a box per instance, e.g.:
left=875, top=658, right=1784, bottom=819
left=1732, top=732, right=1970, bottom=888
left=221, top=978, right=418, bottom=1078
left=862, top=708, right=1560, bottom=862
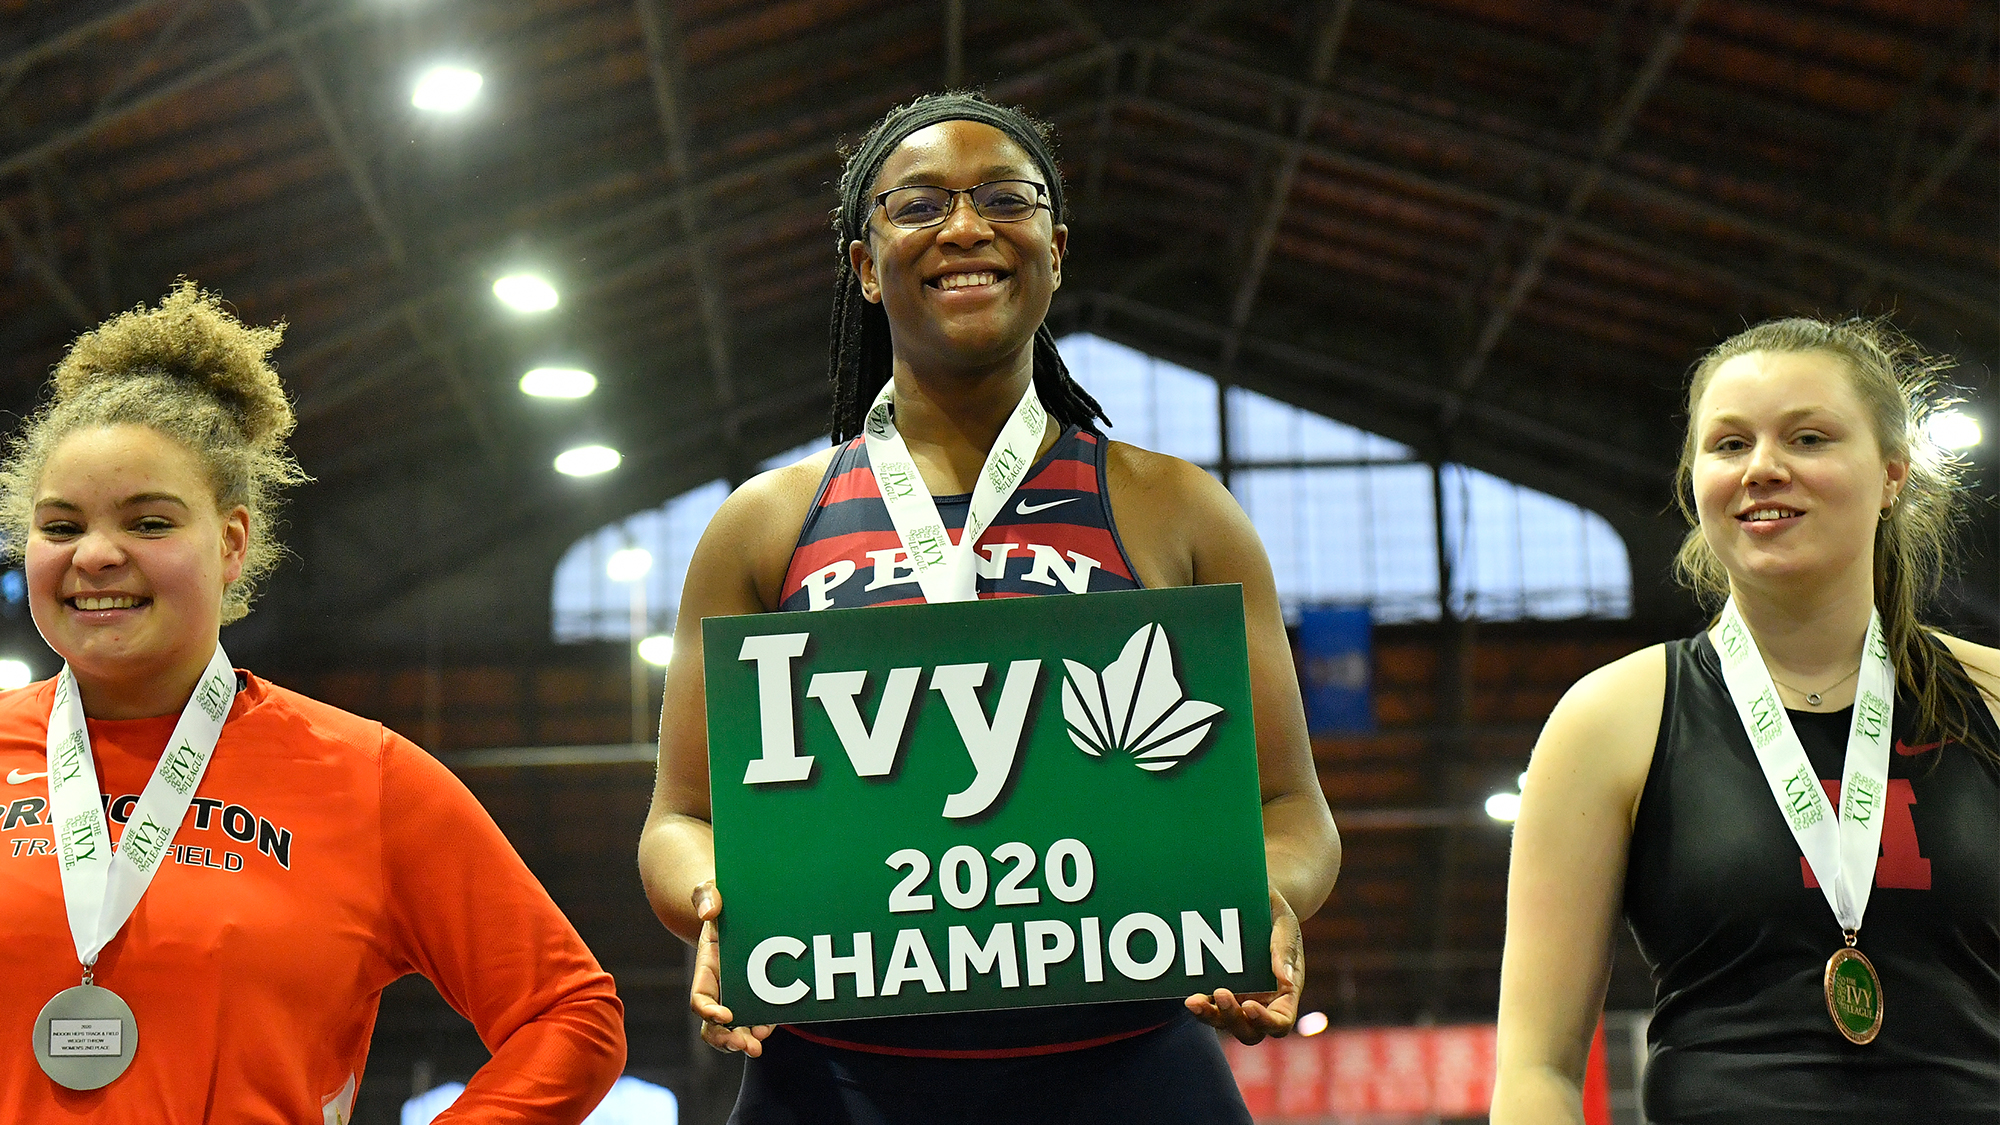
left=1060, top=334, right=1629, bottom=623
left=550, top=438, right=824, bottom=643
left=550, top=337, right=1628, bottom=640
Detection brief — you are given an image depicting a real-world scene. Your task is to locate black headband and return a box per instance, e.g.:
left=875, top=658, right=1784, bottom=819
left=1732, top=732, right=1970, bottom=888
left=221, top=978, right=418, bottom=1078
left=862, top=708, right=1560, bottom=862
left=838, top=95, right=1065, bottom=246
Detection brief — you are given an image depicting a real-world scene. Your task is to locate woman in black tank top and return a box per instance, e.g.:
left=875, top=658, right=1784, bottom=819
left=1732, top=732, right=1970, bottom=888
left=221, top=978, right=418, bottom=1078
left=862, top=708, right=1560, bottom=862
left=636, top=93, right=1339, bottom=1124
left=1493, top=318, right=2000, bottom=1124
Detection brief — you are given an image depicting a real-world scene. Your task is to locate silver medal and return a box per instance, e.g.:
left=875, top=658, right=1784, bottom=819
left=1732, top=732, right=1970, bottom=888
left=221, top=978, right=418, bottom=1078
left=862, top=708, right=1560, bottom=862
left=34, top=983, right=137, bottom=1090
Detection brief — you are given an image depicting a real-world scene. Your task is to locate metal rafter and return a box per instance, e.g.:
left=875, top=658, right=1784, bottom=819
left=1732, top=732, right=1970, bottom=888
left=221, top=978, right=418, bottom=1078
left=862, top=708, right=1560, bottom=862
left=0, top=1, right=173, bottom=105
left=1220, top=0, right=1353, bottom=364
left=0, top=5, right=365, bottom=183
left=88, top=0, right=208, bottom=118
left=636, top=0, right=738, bottom=445
left=276, top=44, right=1118, bottom=385
left=1889, top=101, right=2000, bottom=232
left=234, top=0, right=505, bottom=469
left=34, top=161, right=123, bottom=311
left=0, top=201, right=93, bottom=325
left=1139, top=46, right=1988, bottom=317
left=1119, top=95, right=1820, bottom=311
left=1449, top=0, right=1701, bottom=400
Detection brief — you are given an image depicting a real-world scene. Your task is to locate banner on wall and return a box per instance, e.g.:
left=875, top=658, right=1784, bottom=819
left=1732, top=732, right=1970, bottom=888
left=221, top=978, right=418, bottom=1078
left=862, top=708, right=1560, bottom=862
left=1297, top=605, right=1372, bottom=734
left=704, top=585, right=1275, bottom=1025
left=1226, top=1020, right=1616, bottom=1122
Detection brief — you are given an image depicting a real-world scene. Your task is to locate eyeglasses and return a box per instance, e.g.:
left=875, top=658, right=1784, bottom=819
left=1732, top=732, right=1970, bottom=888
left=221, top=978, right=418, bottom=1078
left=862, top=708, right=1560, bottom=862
left=872, top=179, right=1050, bottom=230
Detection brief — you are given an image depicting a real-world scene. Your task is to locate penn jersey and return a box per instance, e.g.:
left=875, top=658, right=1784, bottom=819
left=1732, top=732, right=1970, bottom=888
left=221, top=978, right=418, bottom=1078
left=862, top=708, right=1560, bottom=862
left=775, top=423, right=1185, bottom=1055
left=1624, top=634, right=2000, bottom=1123
left=779, top=424, right=1141, bottom=610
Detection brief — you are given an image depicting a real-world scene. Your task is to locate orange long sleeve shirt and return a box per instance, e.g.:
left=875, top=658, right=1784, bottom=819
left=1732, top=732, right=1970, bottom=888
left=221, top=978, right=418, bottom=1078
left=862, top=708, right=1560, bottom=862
left=0, top=673, right=626, bottom=1123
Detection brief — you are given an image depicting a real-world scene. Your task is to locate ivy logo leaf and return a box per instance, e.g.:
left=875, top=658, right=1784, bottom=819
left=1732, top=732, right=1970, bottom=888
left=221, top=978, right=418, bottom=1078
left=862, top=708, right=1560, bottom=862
left=1061, top=623, right=1224, bottom=772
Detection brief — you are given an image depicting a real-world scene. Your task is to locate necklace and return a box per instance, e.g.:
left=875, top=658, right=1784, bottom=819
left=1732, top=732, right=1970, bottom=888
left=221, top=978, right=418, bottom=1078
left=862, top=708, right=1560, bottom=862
left=1768, top=664, right=1861, bottom=708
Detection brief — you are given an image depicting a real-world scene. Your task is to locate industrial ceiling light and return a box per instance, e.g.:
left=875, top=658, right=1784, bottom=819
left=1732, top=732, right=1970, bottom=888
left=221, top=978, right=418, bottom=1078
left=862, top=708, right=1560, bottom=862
left=0, top=659, right=30, bottom=690
left=1484, top=791, right=1521, bottom=823
left=521, top=367, right=596, bottom=398
left=1927, top=408, right=1982, bottom=451
left=606, top=547, right=653, bottom=583
left=554, top=444, right=620, bottom=476
left=493, top=274, right=558, bottom=312
left=638, top=635, right=675, bottom=666
left=411, top=65, right=482, bottom=113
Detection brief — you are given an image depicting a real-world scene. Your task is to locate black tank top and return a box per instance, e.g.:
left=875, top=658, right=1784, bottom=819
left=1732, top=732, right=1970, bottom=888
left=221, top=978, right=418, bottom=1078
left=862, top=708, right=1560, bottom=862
left=1625, top=634, right=2000, bottom=1123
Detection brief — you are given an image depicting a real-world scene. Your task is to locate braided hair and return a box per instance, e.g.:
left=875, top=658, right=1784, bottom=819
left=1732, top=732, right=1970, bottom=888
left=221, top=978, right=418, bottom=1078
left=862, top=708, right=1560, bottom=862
left=828, top=91, right=1107, bottom=442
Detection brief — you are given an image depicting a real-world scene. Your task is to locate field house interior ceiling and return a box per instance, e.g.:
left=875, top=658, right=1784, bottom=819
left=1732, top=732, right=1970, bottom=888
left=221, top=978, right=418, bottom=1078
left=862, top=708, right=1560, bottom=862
left=0, top=0, right=1994, bottom=1118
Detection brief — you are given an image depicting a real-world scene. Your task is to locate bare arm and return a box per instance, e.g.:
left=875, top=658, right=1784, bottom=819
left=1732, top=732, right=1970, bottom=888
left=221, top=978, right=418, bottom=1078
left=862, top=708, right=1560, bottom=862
left=636, top=455, right=824, bottom=1054
left=1491, top=645, right=1664, bottom=1124
left=1108, top=446, right=1340, bottom=1039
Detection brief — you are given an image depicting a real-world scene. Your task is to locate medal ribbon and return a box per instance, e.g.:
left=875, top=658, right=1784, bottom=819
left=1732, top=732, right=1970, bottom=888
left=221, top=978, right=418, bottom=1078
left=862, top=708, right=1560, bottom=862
left=45, top=645, right=236, bottom=967
left=1712, top=599, right=1894, bottom=933
left=860, top=377, right=1049, bottom=603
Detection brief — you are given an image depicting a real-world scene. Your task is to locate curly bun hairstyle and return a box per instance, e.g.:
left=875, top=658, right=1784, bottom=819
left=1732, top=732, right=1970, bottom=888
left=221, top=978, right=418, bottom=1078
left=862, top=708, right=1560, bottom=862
left=0, top=282, right=308, bottom=623
left=1674, top=315, right=1990, bottom=760
left=827, top=90, right=1106, bottom=442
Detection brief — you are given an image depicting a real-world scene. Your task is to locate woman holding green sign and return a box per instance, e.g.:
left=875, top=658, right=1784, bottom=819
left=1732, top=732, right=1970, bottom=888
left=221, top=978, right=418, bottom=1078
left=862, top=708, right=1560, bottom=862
left=1493, top=319, right=2000, bottom=1122
left=638, top=92, right=1340, bottom=1121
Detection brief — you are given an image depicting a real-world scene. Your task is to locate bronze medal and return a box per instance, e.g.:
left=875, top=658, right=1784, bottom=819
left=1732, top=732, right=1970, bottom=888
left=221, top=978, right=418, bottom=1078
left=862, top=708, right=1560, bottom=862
left=1823, top=945, right=1883, bottom=1045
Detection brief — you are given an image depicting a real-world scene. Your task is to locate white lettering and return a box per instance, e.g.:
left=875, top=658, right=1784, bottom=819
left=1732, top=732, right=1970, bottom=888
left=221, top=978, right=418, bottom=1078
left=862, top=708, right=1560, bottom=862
left=938, top=845, right=989, bottom=909
left=1109, top=912, right=1176, bottom=981
left=976, top=543, right=1018, bottom=579
left=1023, top=919, right=1076, bottom=986
left=930, top=660, right=1043, bottom=819
left=813, top=932, right=876, bottom=1000
left=863, top=549, right=919, bottom=591
left=807, top=668, right=921, bottom=776
left=1081, top=916, right=1104, bottom=983
left=880, top=929, right=946, bottom=996
left=1181, top=909, right=1243, bottom=975
left=1022, top=545, right=1100, bottom=593
left=739, top=633, right=814, bottom=784
left=803, top=560, right=858, bottom=611
left=748, top=936, right=809, bottom=1005
left=948, top=923, right=1020, bottom=991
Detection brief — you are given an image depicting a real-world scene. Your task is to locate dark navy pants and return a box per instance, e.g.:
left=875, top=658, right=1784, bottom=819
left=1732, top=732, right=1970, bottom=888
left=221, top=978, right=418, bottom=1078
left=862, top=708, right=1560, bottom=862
left=728, top=1013, right=1254, bottom=1125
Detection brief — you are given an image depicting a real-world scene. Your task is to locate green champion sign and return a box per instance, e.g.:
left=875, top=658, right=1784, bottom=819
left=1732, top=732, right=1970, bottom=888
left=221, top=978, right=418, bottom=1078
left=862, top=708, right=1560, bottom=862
left=704, top=585, right=1275, bottom=1025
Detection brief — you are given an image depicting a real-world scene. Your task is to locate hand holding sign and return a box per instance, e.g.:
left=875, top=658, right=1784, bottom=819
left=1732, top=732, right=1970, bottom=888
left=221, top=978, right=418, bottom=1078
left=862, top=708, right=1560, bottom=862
left=705, top=587, right=1276, bottom=1027
left=688, top=881, right=776, bottom=1056
left=1187, top=881, right=1303, bottom=1044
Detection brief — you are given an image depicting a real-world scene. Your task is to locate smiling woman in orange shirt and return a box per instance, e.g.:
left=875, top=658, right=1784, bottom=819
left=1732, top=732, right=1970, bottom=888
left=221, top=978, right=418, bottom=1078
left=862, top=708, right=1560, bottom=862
left=0, top=284, right=626, bottom=1122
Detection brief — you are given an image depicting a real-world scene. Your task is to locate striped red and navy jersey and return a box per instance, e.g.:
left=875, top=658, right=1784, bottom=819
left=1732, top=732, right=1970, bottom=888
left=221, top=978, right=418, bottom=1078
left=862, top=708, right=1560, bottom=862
left=778, top=424, right=1143, bottom=611
left=774, top=423, right=1184, bottom=1056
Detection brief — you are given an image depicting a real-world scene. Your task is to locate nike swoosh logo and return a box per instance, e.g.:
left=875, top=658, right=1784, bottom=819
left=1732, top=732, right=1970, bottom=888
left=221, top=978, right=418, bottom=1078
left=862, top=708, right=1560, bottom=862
left=7, top=769, right=47, bottom=784
left=1015, top=497, right=1080, bottom=516
left=1893, top=740, right=1942, bottom=757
